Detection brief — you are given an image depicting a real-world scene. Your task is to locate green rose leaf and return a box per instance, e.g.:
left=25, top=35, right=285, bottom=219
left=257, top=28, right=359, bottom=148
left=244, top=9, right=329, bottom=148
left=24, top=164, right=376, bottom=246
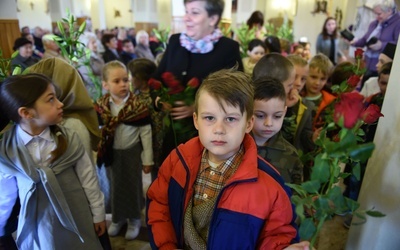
left=299, top=218, right=316, bottom=240
left=311, top=154, right=330, bottom=183
left=301, top=180, right=321, bottom=194
left=327, top=186, right=346, bottom=210
left=286, top=183, right=307, bottom=198
left=348, top=143, right=375, bottom=162
left=345, top=197, right=360, bottom=212
left=366, top=210, right=386, bottom=217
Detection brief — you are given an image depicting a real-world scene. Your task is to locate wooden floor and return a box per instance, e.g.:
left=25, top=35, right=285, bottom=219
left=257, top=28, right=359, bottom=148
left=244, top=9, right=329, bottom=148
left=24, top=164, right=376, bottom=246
left=108, top=172, right=351, bottom=250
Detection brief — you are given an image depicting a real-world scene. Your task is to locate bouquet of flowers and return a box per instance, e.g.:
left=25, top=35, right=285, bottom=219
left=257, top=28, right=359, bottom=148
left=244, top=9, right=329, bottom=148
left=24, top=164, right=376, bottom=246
left=288, top=48, right=385, bottom=248
left=148, top=72, right=200, bottom=146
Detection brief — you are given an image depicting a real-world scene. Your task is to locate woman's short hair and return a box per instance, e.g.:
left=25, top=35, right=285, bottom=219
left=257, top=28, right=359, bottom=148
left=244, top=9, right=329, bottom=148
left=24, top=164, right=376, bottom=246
left=184, top=0, right=224, bottom=27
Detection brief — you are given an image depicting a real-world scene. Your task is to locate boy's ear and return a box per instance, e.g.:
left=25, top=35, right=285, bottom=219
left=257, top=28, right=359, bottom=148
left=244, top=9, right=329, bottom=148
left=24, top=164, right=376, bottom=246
left=193, top=112, right=199, bottom=130
left=18, top=107, right=33, bottom=120
left=102, top=81, right=109, bottom=91
left=245, top=115, right=255, bottom=133
left=247, top=50, right=251, bottom=57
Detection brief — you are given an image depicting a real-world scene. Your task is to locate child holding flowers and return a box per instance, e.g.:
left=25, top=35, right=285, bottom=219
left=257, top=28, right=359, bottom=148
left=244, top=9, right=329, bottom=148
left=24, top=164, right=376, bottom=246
left=149, top=72, right=200, bottom=160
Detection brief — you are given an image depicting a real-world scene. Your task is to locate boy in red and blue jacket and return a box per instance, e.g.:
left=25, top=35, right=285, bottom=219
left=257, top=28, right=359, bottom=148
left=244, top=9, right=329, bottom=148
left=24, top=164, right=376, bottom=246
left=146, top=69, right=310, bottom=250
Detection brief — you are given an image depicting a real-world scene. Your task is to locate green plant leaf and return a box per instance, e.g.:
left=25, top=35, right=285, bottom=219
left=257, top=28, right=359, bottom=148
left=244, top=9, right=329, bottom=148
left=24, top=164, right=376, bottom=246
left=12, top=66, right=21, bottom=75
left=78, top=21, right=86, bottom=33
left=11, top=50, right=19, bottom=59
left=57, top=21, right=66, bottom=37
left=348, top=142, right=375, bottom=162
left=344, top=197, right=359, bottom=212
left=327, top=186, right=346, bottom=211
left=311, top=154, right=330, bottom=183
left=301, top=180, right=321, bottom=194
left=291, top=195, right=306, bottom=220
left=299, top=218, right=316, bottom=240
left=366, top=210, right=386, bottom=217
left=352, top=162, right=361, bottom=180
left=286, top=183, right=307, bottom=197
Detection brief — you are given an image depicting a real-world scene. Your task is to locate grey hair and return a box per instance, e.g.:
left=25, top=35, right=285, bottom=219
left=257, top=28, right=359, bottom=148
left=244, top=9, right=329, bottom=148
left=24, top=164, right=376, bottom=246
left=135, top=30, right=149, bottom=44
left=373, top=0, right=397, bottom=13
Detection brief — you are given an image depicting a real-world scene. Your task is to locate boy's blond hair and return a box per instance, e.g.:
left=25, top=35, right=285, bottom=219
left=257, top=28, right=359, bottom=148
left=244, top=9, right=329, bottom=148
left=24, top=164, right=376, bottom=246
left=308, top=53, right=334, bottom=77
left=287, top=54, right=308, bottom=67
left=194, top=69, right=254, bottom=120
left=102, top=60, right=127, bottom=81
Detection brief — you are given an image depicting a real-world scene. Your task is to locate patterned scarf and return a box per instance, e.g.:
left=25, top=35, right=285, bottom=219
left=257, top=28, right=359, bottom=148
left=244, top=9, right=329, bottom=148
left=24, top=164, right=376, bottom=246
left=180, top=29, right=223, bottom=54
left=95, top=92, right=149, bottom=167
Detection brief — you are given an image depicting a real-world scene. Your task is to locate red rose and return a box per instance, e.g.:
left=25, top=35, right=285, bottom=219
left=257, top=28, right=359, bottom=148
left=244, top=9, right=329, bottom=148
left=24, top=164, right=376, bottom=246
left=168, top=85, right=185, bottom=95
left=334, top=92, right=364, bottom=128
left=347, top=75, right=361, bottom=88
left=162, top=72, right=180, bottom=88
left=360, top=104, right=384, bottom=124
left=148, top=78, right=162, bottom=90
left=354, top=48, right=364, bottom=59
left=187, top=77, right=200, bottom=88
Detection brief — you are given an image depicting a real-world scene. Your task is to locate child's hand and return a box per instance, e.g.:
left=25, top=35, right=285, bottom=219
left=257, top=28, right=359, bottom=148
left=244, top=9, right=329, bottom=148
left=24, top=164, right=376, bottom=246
left=94, top=220, right=107, bottom=236
left=283, top=241, right=313, bottom=250
left=312, top=127, right=323, bottom=142
left=143, top=165, right=153, bottom=174
left=156, top=96, right=172, bottom=111
left=287, top=88, right=300, bottom=108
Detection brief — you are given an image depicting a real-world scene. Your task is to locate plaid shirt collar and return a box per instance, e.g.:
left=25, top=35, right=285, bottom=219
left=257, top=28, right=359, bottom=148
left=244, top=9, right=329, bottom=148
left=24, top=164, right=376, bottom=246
left=199, top=144, right=244, bottom=177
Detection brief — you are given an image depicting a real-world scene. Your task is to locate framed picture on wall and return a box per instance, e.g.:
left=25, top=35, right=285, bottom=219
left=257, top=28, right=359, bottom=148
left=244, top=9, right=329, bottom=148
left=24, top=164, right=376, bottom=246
left=232, top=0, right=237, bottom=13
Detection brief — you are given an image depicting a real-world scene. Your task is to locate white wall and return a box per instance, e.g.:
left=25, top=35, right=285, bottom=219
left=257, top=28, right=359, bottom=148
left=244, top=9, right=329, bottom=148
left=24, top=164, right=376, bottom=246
left=293, top=0, right=326, bottom=55
left=171, top=0, right=184, bottom=16
left=345, top=38, right=400, bottom=249
left=15, top=0, right=52, bottom=31
left=104, top=0, right=133, bottom=28
left=0, top=0, right=18, bottom=19
left=157, top=0, right=172, bottom=29
left=235, top=0, right=257, bottom=27
left=91, top=0, right=106, bottom=30
left=134, top=0, right=158, bottom=23
left=71, top=0, right=91, bottom=17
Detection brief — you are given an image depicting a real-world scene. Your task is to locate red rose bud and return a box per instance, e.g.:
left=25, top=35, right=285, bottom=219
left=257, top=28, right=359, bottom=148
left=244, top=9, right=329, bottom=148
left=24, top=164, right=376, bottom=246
left=168, top=85, right=185, bottom=95
left=187, top=77, right=200, bottom=88
left=162, top=72, right=180, bottom=88
left=148, top=78, right=162, bottom=90
left=360, top=104, right=384, bottom=124
left=347, top=75, right=361, bottom=88
left=334, top=92, right=364, bottom=128
left=354, top=48, right=364, bottom=59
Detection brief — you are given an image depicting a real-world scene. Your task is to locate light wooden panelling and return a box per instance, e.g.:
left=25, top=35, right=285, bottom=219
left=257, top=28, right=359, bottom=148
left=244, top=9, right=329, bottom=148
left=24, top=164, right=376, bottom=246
left=0, top=19, right=21, bottom=59
left=135, top=22, right=158, bottom=35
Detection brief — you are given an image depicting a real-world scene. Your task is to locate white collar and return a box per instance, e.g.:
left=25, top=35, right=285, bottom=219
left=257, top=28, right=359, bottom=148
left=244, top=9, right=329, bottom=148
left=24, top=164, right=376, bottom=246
left=17, top=125, right=53, bottom=146
left=109, top=92, right=130, bottom=105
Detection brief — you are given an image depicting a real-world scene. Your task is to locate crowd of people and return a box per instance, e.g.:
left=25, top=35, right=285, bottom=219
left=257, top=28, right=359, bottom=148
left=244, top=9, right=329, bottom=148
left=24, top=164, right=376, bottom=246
left=1, top=0, right=399, bottom=249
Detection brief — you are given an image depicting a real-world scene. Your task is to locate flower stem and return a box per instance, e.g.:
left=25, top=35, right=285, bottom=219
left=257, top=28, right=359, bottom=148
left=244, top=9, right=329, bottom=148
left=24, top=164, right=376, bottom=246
left=310, top=214, right=328, bottom=248
left=169, top=114, right=178, bottom=147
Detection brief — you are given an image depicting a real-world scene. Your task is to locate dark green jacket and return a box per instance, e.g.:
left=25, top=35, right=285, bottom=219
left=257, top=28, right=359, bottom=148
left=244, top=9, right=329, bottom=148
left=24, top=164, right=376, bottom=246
left=254, top=131, right=303, bottom=185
